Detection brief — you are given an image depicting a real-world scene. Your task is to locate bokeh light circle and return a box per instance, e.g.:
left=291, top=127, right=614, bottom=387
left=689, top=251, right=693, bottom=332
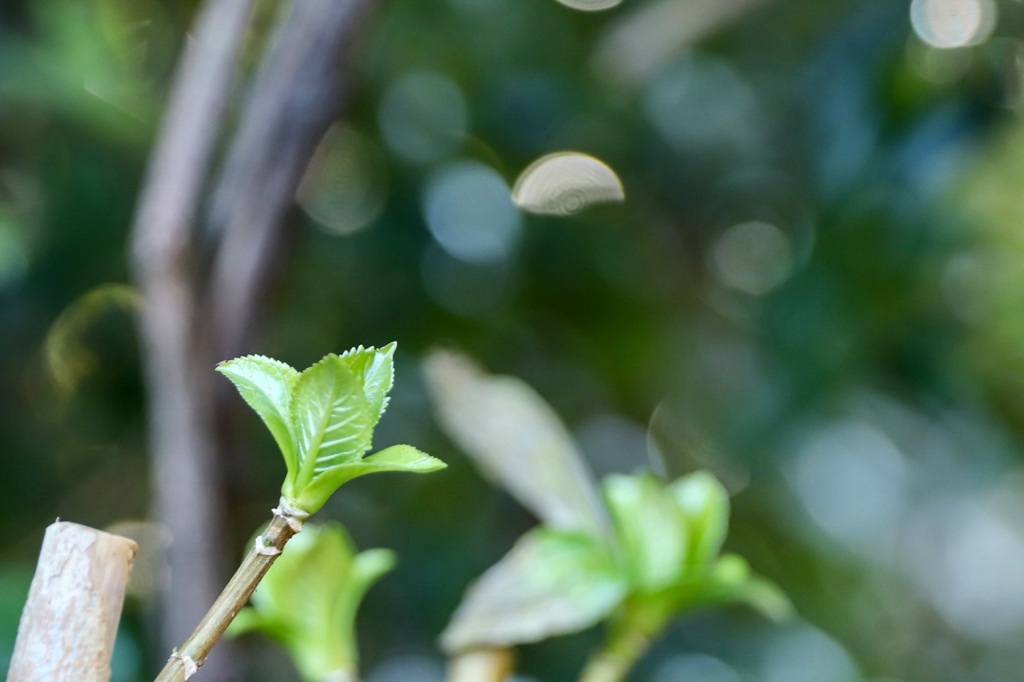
left=910, top=0, right=997, bottom=49
left=710, top=221, right=794, bottom=296
left=422, top=160, right=522, bottom=263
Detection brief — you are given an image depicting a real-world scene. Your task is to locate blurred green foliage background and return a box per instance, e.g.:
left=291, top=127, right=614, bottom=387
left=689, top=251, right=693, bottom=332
left=4, top=0, right=1024, bottom=679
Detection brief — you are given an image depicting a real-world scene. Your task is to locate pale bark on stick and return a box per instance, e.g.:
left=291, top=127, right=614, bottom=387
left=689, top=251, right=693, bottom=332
left=207, top=0, right=374, bottom=361
left=129, top=0, right=255, bottom=673
left=7, top=522, right=138, bottom=682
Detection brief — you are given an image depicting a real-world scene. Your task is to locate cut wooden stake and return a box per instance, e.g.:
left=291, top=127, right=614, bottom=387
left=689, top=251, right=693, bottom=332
left=7, top=522, right=138, bottom=682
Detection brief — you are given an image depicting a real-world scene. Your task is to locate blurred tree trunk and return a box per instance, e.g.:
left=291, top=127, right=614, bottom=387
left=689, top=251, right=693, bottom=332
left=208, top=0, right=373, bottom=361
left=130, top=0, right=374, bottom=677
left=130, top=0, right=256, bottom=677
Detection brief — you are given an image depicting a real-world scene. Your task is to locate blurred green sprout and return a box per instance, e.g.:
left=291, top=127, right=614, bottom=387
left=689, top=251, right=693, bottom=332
left=217, top=343, right=446, bottom=515
left=229, top=523, right=394, bottom=682
left=426, top=349, right=789, bottom=680
left=441, top=469, right=789, bottom=653
left=601, top=471, right=790, bottom=634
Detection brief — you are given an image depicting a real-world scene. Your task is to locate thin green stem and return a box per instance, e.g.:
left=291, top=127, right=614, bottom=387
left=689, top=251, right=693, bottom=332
left=578, top=602, right=668, bottom=682
left=153, top=509, right=305, bottom=681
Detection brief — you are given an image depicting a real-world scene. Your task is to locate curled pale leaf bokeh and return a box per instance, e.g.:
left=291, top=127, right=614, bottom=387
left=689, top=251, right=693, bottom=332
left=44, top=284, right=142, bottom=395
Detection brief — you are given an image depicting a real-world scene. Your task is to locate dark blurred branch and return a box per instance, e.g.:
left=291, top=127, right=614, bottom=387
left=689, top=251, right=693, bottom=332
left=207, top=0, right=374, bottom=361
left=132, top=0, right=376, bottom=676
left=129, top=0, right=256, bottom=676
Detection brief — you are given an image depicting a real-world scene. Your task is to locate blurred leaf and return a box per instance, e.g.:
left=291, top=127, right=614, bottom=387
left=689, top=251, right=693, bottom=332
left=714, top=565, right=792, bottom=623
left=603, top=471, right=787, bottom=622
left=0, top=0, right=162, bottom=146
left=677, top=554, right=793, bottom=623
left=423, top=349, right=610, bottom=536
left=433, top=353, right=788, bottom=659
left=229, top=523, right=395, bottom=682
left=604, top=473, right=688, bottom=591
left=668, top=471, right=730, bottom=566
left=440, top=529, right=628, bottom=653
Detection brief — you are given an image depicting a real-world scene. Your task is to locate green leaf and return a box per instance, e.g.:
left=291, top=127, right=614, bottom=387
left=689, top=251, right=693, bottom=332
left=604, top=473, right=688, bottom=592
left=287, top=355, right=375, bottom=505
left=293, top=445, right=446, bottom=513
left=339, top=343, right=396, bottom=421
left=228, top=523, right=395, bottom=682
left=602, top=472, right=790, bottom=626
left=361, top=443, right=448, bottom=471
left=423, top=349, right=610, bottom=537
left=216, top=356, right=299, bottom=477
left=669, top=471, right=730, bottom=566
left=333, top=547, right=397, bottom=655
left=441, top=528, right=628, bottom=653
left=219, top=346, right=444, bottom=515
